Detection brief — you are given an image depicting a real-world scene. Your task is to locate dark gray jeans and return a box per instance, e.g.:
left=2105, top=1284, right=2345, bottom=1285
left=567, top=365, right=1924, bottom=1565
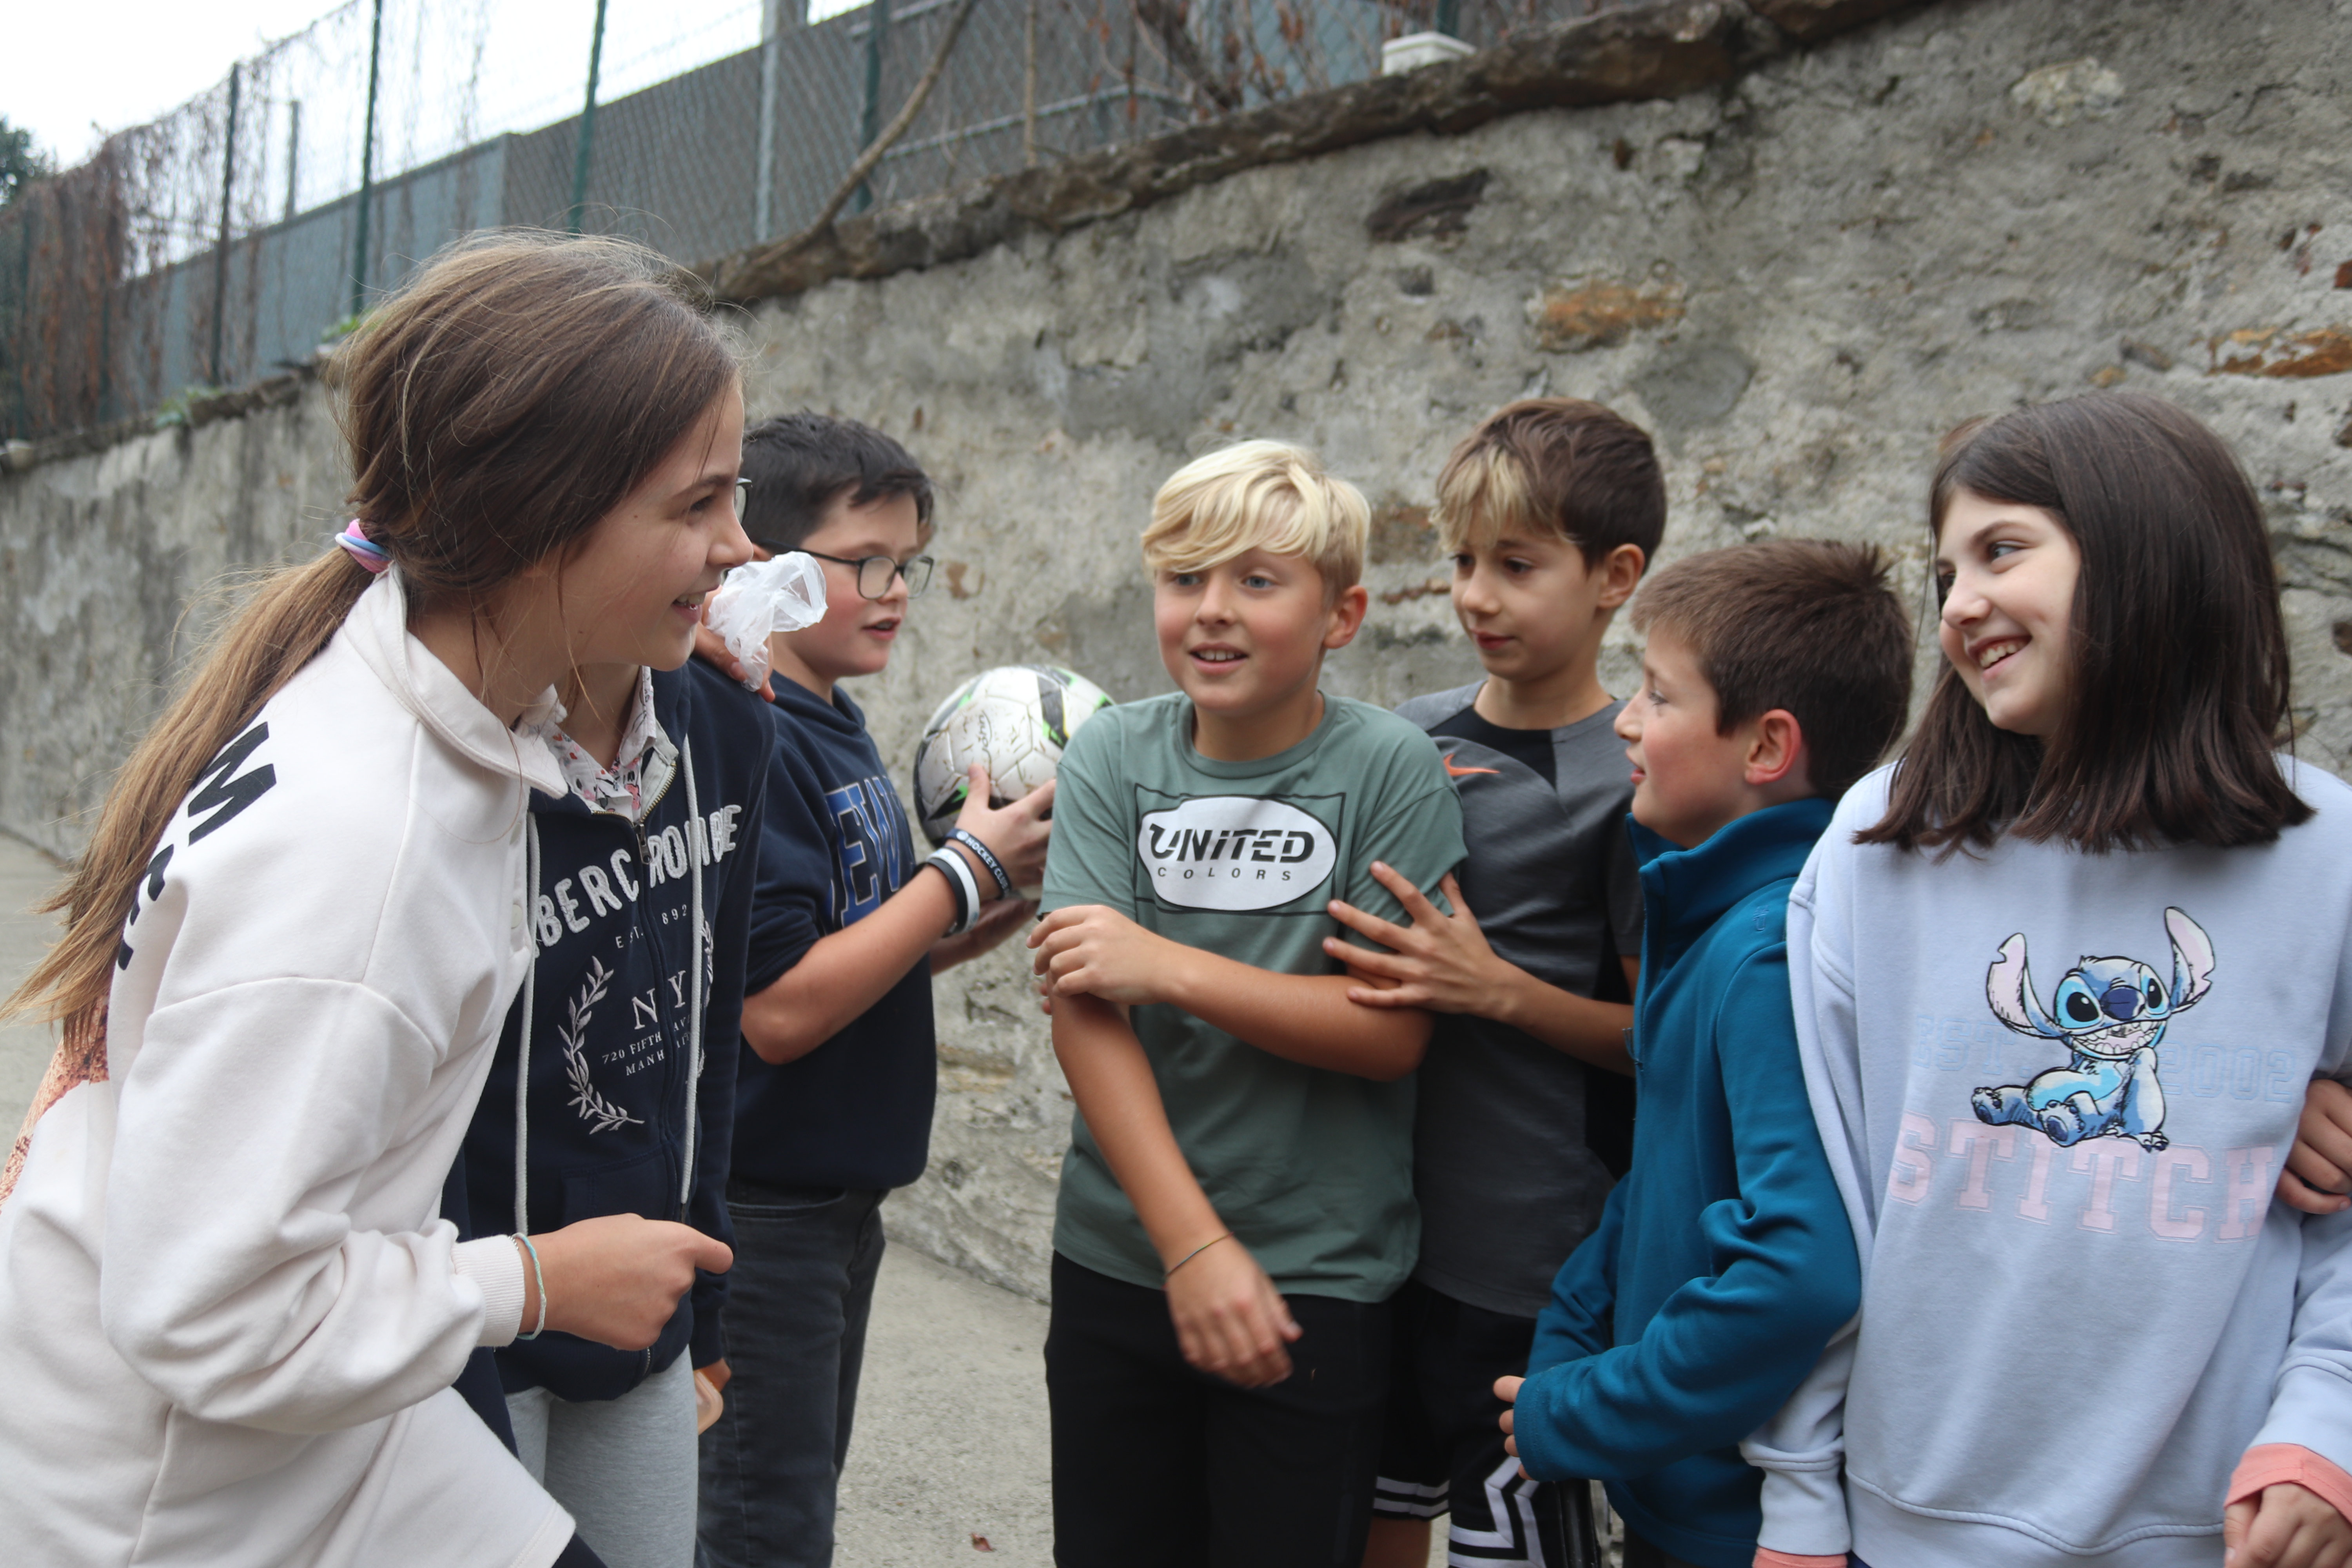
left=697, top=1182, right=886, bottom=1568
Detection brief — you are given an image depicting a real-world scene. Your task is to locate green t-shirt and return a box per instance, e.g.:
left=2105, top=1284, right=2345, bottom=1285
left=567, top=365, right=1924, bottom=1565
left=1040, top=690, right=1468, bottom=1302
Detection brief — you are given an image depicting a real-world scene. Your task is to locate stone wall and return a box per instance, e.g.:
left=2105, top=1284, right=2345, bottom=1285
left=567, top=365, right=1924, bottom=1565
left=8, top=0, right=2352, bottom=1298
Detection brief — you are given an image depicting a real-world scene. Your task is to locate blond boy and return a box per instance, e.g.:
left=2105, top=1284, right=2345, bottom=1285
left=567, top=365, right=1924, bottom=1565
left=1026, top=441, right=1466, bottom=1567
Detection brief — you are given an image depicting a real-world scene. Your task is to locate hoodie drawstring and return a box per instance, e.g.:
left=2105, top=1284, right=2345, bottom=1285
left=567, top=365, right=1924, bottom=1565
left=515, top=815, right=540, bottom=1237
left=680, top=737, right=705, bottom=1210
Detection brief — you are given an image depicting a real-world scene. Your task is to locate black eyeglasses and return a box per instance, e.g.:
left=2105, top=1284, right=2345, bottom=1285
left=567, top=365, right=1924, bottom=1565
left=735, top=477, right=752, bottom=517
left=803, top=549, right=936, bottom=601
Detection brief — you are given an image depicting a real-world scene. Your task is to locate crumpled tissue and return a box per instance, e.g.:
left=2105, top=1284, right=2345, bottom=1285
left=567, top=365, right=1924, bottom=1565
left=704, top=552, right=828, bottom=691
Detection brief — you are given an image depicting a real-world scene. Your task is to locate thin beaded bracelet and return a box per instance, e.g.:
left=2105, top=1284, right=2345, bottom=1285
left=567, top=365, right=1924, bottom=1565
left=513, top=1233, right=549, bottom=1340
left=1163, top=1232, right=1232, bottom=1279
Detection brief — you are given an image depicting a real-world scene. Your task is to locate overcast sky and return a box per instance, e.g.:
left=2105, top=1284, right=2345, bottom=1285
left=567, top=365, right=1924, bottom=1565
left=4, top=0, right=859, bottom=172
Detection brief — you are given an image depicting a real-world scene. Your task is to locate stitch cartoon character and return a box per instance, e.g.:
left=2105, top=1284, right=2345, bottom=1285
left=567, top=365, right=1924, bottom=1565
left=1971, top=906, right=2215, bottom=1152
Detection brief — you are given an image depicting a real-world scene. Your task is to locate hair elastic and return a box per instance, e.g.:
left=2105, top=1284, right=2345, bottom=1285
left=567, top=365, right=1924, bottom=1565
left=336, top=519, right=392, bottom=574
left=947, top=828, right=1013, bottom=900
left=513, top=1233, right=548, bottom=1340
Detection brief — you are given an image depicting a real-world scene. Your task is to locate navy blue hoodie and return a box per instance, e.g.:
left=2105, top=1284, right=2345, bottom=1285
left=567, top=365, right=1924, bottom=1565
left=730, top=679, right=933, bottom=1192
left=454, top=659, right=772, bottom=1402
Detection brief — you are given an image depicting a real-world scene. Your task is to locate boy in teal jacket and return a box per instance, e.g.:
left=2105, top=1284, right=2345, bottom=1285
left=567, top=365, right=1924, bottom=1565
left=1499, top=540, right=1908, bottom=1568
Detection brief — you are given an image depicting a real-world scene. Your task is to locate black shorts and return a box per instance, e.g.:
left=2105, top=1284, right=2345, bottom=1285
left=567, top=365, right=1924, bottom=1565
left=1374, top=1276, right=1593, bottom=1567
left=1044, top=1252, right=1392, bottom=1568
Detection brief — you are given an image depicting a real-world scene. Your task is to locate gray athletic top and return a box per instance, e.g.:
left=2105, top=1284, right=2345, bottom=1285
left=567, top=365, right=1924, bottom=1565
left=1394, top=682, right=1644, bottom=1318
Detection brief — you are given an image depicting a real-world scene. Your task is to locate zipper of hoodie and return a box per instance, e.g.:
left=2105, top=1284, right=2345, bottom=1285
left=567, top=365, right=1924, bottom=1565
left=624, top=763, right=678, bottom=869
left=591, top=763, right=698, bottom=1224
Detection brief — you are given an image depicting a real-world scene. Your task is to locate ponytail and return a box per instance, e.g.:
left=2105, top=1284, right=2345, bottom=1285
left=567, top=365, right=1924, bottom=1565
left=8, top=552, right=371, bottom=1049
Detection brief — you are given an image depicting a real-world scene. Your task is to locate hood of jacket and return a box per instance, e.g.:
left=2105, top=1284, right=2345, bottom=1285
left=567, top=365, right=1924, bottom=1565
left=341, top=569, right=568, bottom=800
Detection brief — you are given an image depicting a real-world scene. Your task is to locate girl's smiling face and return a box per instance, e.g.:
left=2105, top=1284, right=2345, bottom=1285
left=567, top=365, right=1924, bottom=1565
left=1935, top=487, right=2081, bottom=739
left=554, top=385, right=751, bottom=675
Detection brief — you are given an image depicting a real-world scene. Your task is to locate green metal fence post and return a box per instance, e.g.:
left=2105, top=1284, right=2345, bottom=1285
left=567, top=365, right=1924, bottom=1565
left=568, top=0, right=610, bottom=234
left=349, top=0, right=384, bottom=321
left=855, top=0, right=891, bottom=214
left=757, top=0, right=784, bottom=240
left=1435, top=0, right=1460, bottom=34
left=210, top=63, right=241, bottom=388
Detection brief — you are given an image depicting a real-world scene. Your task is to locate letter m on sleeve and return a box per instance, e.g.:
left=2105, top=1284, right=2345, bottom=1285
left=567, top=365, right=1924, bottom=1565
left=187, top=723, right=277, bottom=842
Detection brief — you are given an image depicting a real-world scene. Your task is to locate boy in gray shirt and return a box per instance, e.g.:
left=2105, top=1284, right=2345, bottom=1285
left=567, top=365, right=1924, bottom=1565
left=1327, top=399, right=1664, bottom=1568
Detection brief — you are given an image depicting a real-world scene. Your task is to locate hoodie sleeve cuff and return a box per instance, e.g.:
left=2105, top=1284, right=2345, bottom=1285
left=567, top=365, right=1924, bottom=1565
left=1751, top=1459, right=1851, bottom=1559
left=1755, top=1554, right=1845, bottom=1568
left=454, top=1235, right=528, bottom=1347
left=690, top=1301, right=726, bottom=1369
left=2230, top=1444, right=2352, bottom=1522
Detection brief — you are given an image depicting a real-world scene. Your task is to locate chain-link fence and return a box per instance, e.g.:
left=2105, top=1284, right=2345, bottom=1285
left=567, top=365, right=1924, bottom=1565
left=1, top=0, right=1637, bottom=444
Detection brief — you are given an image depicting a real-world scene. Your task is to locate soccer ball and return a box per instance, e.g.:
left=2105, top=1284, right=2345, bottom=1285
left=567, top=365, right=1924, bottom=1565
left=911, top=664, right=1114, bottom=858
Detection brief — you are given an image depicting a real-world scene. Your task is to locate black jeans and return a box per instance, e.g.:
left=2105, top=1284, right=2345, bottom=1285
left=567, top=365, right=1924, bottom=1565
left=696, top=1183, right=886, bottom=1568
left=1044, top=1252, right=1392, bottom=1568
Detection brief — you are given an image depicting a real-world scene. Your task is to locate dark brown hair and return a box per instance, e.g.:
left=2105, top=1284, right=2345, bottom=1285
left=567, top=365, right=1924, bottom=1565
left=1433, top=397, right=1664, bottom=568
left=1861, top=392, right=2308, bottom=854
left=740, top=411, right=933, bottom=554
left=10, top=231, right=740, bottom=1051
left=1633, top=539, right=1913, bottom=803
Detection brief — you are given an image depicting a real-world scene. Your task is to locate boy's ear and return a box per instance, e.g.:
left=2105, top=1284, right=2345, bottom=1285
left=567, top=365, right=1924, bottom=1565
left=1323, top=583, right=1371, bottom=652
left=1744, top=708, right=1808, bottom=789
left=1595, top=543, right=1646, bottom=611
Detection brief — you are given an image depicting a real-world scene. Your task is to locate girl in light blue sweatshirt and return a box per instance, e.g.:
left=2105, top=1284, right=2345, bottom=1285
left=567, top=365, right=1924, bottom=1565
left=1758, top=393, right=2352, bottom=1568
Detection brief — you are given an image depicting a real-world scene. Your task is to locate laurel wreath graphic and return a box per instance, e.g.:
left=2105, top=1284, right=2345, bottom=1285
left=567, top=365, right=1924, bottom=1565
left=560, top=957, right=642, bottom=1134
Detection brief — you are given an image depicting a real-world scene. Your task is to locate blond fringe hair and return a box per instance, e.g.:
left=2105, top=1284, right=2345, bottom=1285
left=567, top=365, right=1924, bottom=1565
left=1142, top=440, right=1368, bottom=592
left=1432, top=442, right=1548, bottom=554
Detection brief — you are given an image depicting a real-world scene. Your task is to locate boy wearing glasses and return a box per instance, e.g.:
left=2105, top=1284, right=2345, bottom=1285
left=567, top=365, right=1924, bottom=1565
left=699, top=414, right=1055, bottom=1568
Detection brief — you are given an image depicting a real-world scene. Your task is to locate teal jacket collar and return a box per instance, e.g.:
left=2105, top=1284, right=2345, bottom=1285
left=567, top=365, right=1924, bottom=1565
left=1630, top=797, right=1838, bottom=975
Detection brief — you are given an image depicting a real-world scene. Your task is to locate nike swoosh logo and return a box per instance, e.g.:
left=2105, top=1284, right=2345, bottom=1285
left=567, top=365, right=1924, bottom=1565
left=1442, top=752, right=1501, bottom=777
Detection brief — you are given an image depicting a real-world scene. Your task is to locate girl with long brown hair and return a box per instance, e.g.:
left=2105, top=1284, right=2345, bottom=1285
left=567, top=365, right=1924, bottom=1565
left=1749, top=394, right=2352, bottom=1568
left=0, top=232, right=752, bottom=1568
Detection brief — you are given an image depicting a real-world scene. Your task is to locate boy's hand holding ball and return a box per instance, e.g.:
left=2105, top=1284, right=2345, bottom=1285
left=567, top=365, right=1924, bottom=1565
left=951, top=762, right=1055, bottom=895
left=929, top=764, right=1051, bottom=970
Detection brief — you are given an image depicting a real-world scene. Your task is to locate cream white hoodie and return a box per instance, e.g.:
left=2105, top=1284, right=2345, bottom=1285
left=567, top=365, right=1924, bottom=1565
left=0, top=572, right=573, bottom=1568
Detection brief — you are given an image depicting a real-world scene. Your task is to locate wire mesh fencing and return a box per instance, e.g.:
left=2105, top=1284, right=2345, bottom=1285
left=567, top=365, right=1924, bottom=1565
left=2, top=0, right=1641, bottom=445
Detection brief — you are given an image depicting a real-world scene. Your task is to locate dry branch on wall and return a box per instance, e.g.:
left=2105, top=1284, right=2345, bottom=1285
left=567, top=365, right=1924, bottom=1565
left=699, top=0, right=1922, bottom=306
left=800, top=0, right=985, bottom=245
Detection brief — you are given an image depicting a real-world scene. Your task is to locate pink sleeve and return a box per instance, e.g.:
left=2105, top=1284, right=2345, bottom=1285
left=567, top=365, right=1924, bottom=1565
left=2229, top=1444, right=2352, bottom=1521
left=1754, top=1552, right=1846, bottom=1568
